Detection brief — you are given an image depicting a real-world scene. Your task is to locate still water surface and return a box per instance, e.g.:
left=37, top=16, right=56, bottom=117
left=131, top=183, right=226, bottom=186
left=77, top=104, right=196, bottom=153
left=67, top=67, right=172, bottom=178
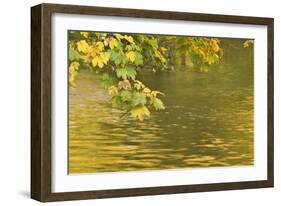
left=69, top=40, right=254, bottom=174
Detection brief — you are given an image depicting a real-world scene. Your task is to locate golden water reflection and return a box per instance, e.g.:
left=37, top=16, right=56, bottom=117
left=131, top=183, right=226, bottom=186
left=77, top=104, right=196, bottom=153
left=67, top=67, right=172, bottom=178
left=69, top=40, right=254, bottom=174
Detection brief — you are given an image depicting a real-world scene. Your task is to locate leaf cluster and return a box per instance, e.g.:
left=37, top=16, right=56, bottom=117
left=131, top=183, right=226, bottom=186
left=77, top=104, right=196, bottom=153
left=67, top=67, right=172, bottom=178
left=68, top=31, right=167, bottom=120
left=68, top=32, right=224, bottom=120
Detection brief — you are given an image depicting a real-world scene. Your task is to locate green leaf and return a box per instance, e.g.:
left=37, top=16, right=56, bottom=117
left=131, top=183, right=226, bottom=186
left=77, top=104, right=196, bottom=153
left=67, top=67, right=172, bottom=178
left=116, top=66, right=136, bottom=80
left=116, top=68, right=127, bottom=79
left=130, top=105, right=150, bottom=121
left=112, top=92, right=132, bottom=110
left=131, top=92, right=146, bottom=106
left=109, top=50, right=124, bottom=65
left=153, top=98, right=165, bottom=111
left=120, top=90, right=132, bottom=102
left=126, top=66, right=137, bottom=79
left=134, top=52, right=143, bottom=66
left=101, top=73, right=118, bottom=88
left=69, top=47, right=81, bottom=61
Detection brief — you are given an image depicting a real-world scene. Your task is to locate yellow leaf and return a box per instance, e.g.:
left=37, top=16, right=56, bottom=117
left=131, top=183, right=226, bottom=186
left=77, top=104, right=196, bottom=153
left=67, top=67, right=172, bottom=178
left=118, top=80, right=131, bottom=90
left=151, top=90, right=165, bottom=97
left=154, top=50, right=166, bottom=63
left=108, top=86, right=119, bottom=96
left=90, top=47, right=101, bottom=58
left=100, top=53, right=109, bottom=64
left=130, top=105, right=150, bottom=121
left=124, top=35, right=134, bottom=44
left=70, top=61, right=80, bottom=70
left=69, top=62, right=80, bottom=87
left=103, top=40, right=109, bottom=46
left=98, top=61, right=104, bottom=68
left=211, top=39, right=220, bottom=52
left=243, top=40, right=254, bottom=48
left=134, top=80, right=145, bottom=89
left=92, top=53, right=109, bottom=68
left=96, top=41, right=104, bottom=51
left=143, top=87, right=151, bottom=96
left=114, top=33, right=124, bottom=40
left=126, top=51, right=136, bottom=62
left=109, top=38, right=119, bottom=49
left=77, top=40, right=90, bottom=53
left=92, top=58, right=98, bottom=67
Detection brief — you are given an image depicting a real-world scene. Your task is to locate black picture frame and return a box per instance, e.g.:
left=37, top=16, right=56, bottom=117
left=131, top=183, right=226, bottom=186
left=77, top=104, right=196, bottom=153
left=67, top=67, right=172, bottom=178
left=31, top=3, right=274, bottom=202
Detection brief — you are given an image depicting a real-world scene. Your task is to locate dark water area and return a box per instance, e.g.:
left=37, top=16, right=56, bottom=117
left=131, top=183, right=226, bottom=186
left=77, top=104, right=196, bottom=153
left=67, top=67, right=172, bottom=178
left=68, top=39, right=254, bottom=174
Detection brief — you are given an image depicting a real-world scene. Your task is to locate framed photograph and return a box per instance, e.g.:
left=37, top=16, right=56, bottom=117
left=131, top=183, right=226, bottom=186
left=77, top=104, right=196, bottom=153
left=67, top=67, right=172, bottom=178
left=31, top=3, right=274, bottom=202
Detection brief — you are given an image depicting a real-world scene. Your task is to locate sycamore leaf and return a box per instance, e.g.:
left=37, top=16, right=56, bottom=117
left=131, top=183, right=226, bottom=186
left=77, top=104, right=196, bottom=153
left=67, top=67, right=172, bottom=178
left=109, top=38, right=119, bottom=49
left=69, top=47, right=81, bottom=61
left=124, top=66, right=136, bottom=80
left=243, top=40, right=254, bottom=48
left=101, top=73, right=118, bottom=88
left=143, top=87, right=151, bottom=96
left=130, top=105, right=150, bottom=121
left=134, top=83, right=141, bottom=91
left=114, top=33, right=124, bottom=40
left=133, top=80, right=145, bottom=89
left=118, top=80, right=131, bottom=90
left=96, top=41, right=104, bottom=51
left=124, top=35, right=134, bottom=44
left=211, top=39, right=220, bottom=52
left=151, top=90, right=165, bottom=98
left=116, top=68, right=127, bottom=80
left=120, top=90, right=132, bottom=102
left=92, top=58, right=98, bottom=67
left=126, top=51, right=136, bottom=63
left=131, top=92, right=147, bottom=106
left=109, top=50, right=124, bottom=65
left=108, top=85, right=119, bottom=96
left=152, top=98, right=165, bottom=111
left=69, top=62, right=80, bottom=87
left=134, top=51, right=143, bottom=66
left=92, top=53, right=109, bottom=68
left=103, top=39, right=109, bottom=46
left=77, top=40, right=90, bottom=53
left=154, top=50, right=166, bottom=63
left=116, top=66, right=136, bottom=80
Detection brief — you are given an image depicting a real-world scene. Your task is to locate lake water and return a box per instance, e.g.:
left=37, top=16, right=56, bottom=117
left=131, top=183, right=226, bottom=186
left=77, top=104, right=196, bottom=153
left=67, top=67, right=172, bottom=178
left=68, top=39, right=254, bottom=174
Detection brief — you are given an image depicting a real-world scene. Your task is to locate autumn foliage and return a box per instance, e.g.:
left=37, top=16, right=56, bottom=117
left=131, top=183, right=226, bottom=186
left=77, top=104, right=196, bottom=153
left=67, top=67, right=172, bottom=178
left=68, top=31, right=223, bottom=121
